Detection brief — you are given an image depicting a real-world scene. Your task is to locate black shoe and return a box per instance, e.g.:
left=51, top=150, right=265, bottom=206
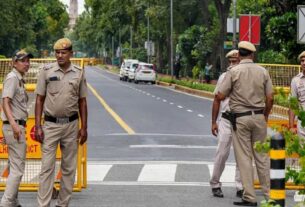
left=233, top=199, right=257, bottom=206
left=212, top=187, right=224, bottom=198
left=236, top=189, right=244, bottom=198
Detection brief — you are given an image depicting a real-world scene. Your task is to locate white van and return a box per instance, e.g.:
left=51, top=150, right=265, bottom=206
left=119, top=59, right=139, bottom=81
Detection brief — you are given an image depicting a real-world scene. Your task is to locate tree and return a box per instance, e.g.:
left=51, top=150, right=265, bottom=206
left=214, top=0, right=231, bottom=72
left=0, top=0, right=68, bottom=57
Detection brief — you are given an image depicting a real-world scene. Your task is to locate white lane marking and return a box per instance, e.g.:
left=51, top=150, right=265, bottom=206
left=105, top=133, right=212, bottom=137
left=163, top=99, right=167, bottom=102
left=130, top=145, right=218, bottom=149
left=177, top=105, right=183, bottom=108
left=156, top=97, right=160, bottom=100
left=138, top=164, right=177, bottom=182
left=170, top=102, right=174, bottom=105
left=156, top=84, right=213, bottom=101
left=187, top=109, right=193, bottom=112
left=208, top=164, right=236, bottom=183
left=198, top=114, right=204, bottom=117
left=87, top=164, right=112, bottom=181
left=152, top=95, right=155, bottom=98
left=146, top=93, right=150, bottom=96
left=88, top=181, right=236, bottom=187
left=87, top=160, right=236, bottom=166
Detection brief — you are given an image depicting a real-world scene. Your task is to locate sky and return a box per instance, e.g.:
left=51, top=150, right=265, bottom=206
left=60, top=0, right=85, bottom=15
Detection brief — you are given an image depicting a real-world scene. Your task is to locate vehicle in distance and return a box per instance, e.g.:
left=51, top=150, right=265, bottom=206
left=134, top=62, right=156, bottom=84
left=119, top=59, right=139, bottom=81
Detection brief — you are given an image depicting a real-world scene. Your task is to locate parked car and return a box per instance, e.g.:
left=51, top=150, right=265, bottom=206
left=119, top=59, right=139, bottom=81
left=127, top=62, right=139, bottom=82
left=134, top=62, right=156, bottom=84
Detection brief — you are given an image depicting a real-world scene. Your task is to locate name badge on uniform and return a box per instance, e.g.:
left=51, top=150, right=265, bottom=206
left=49, top=76, right=60, bottom=81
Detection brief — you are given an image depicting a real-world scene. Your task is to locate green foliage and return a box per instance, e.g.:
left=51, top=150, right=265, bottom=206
left=254, top=137, right=270, bottom=153
left=157, top=77, right=216, bottom=92
left=0, top=0, right=68, bottom=57
left=178, top=25, right=215, bottom=74
left=192, top=65, right=200, bottom=79
left=260, top=199, right=281, bottom=207
left=0, top=55, right=6, bottom=59
left=258, top=50, right=286, bottom=64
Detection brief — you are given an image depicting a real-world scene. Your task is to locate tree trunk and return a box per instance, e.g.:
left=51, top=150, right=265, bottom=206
left=198, top=0, right=210, bottom=27
left=214, top=0, right=231, bottom=73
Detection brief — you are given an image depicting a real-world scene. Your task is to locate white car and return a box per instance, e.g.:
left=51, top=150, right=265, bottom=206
left=119, top=59, right=138, bottom=81
left=134, top=63, right=156, bottom=84
left=127, top=62, right=139, bottom=82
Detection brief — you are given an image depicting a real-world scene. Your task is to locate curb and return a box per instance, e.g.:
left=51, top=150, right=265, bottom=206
left=156, top=81, right=214, bottom=99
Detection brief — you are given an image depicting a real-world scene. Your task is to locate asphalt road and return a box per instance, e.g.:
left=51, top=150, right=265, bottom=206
left=0, top=66, right=297, bottom=207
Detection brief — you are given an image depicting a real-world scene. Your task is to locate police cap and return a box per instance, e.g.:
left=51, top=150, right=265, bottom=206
left=53, top=38, right=72, bottom=50
left=12, top=49, right=34, bottom=61
left=238, top=41, right=256, bottom=52
left=298, top=51, right=305, bottom=61
left=225, top=49, right=239, bottom=58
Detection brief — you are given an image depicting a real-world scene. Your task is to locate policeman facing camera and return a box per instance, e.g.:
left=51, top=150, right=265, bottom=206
left=35, top=38, right=88, bottom=207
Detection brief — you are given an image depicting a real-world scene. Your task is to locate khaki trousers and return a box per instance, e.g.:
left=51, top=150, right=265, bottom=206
left=37, top=120, right=78, bottom=207
left=1, top=124, right=26, bottom=207
left=232, top=114, right=270, bottom=203
left=210, top=117, right=242, bottom=190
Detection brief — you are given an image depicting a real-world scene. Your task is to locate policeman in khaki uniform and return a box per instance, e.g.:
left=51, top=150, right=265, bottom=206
left=216, top=41, right=273, bottom=206
left=210, top=49, right=243, bottom=198
left=35, top=38, right=88, bottom=207
left=1, top=49, right=33, bottom=207
left=289, top=51, right=305, bottom=136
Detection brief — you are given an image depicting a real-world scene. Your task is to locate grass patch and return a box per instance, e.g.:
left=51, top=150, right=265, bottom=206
left=158, top=76, right=215, bottom=93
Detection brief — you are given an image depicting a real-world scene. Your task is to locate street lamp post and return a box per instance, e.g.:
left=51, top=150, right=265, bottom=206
left=170, top=0, right=173, bottom=78
left=233, top=0, right=237, bottom=48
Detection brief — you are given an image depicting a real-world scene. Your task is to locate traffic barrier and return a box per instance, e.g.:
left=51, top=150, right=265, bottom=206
left=270, top=132, right=286, bottom=206
left=0, top=58, right=88, bottom=192
left=259, top=63, right=300, bottom=88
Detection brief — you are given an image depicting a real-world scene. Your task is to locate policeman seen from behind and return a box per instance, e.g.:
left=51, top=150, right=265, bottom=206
left=210, top=49, right=243, bottom=198
left=35, top=38, right=88, bottom=207
left=216, top=41, right=273, bottom=206
left=289, top=51, right=305, bottom=136
left=1, top=49, right=33, bottom=207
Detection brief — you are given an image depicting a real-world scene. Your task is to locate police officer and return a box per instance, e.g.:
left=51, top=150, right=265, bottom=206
left=289, top=51, right=305, bottom=136
left=210, top=49, right=243, bottom=198
left=1, top=49, right=33, bottom=207
left=35, top=38, right=88, bottom=207
left=217, top=41, right=273, bottom=206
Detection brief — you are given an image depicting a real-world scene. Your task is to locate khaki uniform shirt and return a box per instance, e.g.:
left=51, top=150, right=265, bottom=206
left=290, top=72, right=305, bottom=108
left=1, top=69, right=28, bottom=121
left=214, top=72, right=230, bottom=113
left=218, top=59, right=273, bottom=113
left=35, top=62, right=87, bottom=117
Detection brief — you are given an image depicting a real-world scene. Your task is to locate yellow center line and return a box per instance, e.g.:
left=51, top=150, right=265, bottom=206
left=87, top=83, right=135, bottom=135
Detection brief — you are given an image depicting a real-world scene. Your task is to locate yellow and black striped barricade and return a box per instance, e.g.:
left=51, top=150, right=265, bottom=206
left=269, top=132, right=286, bottom=206
left=0, top=117, right=87, bottom=192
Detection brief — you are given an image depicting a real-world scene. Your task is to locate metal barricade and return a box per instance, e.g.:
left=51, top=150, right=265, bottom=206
left=0, top=58, right=87, bottom=192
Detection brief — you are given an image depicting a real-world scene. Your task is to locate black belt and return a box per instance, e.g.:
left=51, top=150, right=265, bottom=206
left=3, top=120, right=26, bottom=127
left=222, top=113, right=230, bottom=121
left=234, top=109, right=264, bottom=118
left=44, top=113, right=78, bottom=124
